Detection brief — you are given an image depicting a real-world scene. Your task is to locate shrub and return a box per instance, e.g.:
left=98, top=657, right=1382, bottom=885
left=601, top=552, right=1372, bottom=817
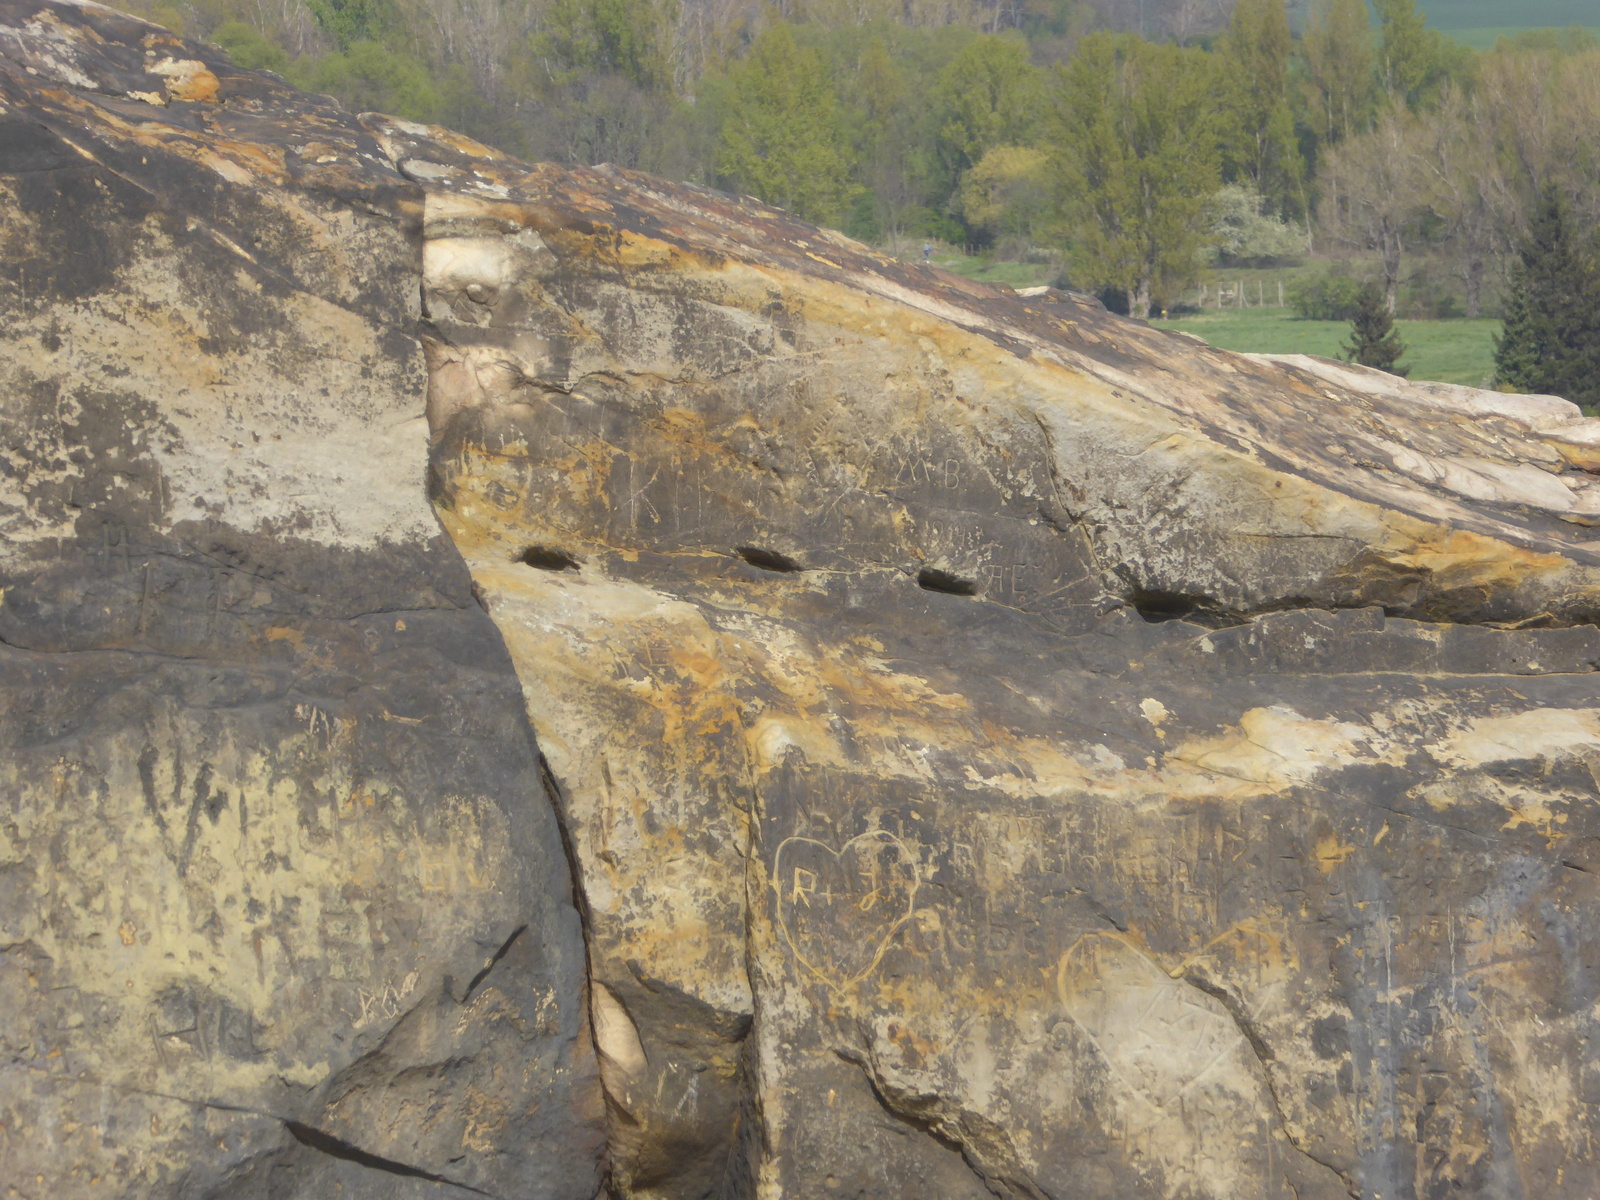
left=957, top=146, right=1049, bottom=244
left=1288, top=274, right=1365, bottom=321
left=288, top=41, right=441, bottom=123
left=212, top=22, right=289, bottom=74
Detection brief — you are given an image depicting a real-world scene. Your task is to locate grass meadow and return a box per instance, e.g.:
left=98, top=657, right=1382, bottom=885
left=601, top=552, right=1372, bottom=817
left=1151, top=310, right=1501, bottom=388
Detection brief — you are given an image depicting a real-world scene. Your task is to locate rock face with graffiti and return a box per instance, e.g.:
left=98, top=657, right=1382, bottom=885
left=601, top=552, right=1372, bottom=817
left=0, top=7, right=602, bottom=1198
left=6, top=5, right=1600, bottom=1198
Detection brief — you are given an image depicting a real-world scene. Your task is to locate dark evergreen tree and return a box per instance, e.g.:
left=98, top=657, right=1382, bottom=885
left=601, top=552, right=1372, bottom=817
left=1494, top=186, right=1600, bottom=411
left=1343, top=282, right=1409, bottom=376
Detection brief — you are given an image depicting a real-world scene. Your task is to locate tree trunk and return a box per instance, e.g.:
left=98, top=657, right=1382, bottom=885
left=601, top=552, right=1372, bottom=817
left=1464, top=253, right=1483, bottom=319
left=1132, top=273, right=1151, bottom=321
left=1382, top=221, right=1402, bottom=315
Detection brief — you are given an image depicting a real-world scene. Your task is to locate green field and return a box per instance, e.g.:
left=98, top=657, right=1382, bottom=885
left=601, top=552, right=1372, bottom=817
left=1444, top=24, right=1599, bottom=47
left=1414, top=0, right=1599, bottom=48
left=1417, top=0, right=1600, bottom=28
left=1152, top=309, right=1501, bottom=387
left=929, top=253, right=1053, bottom=289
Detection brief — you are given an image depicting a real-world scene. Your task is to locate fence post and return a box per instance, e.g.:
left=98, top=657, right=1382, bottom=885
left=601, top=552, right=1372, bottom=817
left=1278, top=280, right=1284, bottom=308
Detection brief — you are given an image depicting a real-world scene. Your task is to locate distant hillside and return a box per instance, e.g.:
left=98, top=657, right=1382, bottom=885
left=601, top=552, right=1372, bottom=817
left=1418, top=0, right=1599, bottom=29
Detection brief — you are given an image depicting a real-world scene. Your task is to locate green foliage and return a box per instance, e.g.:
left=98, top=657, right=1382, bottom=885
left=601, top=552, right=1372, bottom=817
left=1215, top=0, right=1303, bottom=216
left=958, top=146, right=1048, bottom=242
left=1494, top=187, right=1600, bottom=409
left=1303, top=0, right=1375, bottom=143
left=813, top=24, right=978, bottom=239
left=305, top=0, right=394, bottom=52
left=212, top=21, right=289, bottom=73
left=933, top=35, right=1045, bottom=180
left=1048, top=33, right=1221, bottom=319
left=1343, top=281, right=1410, bottom=374
left=289, top=40, right=440, bottom=122
left=539, top=0, right=674, bottom=90
left=1287, top=273, right=1364, bottom=320
left=1374, top=0, right=1475, bottom=110
left=715, top=23, right=858, bottom=226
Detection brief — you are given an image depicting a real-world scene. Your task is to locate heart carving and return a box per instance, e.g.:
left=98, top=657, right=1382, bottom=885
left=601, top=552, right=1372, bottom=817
left=772, top=830, right=922, bottom=989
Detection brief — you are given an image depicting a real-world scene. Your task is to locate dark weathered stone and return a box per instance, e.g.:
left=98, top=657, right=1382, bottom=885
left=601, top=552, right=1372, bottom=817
left=6, top=5, right=1600, bottom=1198
left=0, top=5, right=602, bottom=1196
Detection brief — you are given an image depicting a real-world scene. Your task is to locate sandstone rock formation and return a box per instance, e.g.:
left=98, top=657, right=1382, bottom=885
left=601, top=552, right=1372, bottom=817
left=5, top=5, right=1600, bottom=1198
left=0, top=7, right=602, bottom=1197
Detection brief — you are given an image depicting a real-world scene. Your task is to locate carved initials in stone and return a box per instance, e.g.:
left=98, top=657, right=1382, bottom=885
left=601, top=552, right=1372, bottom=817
left=772, top=829, right=922, bottom=990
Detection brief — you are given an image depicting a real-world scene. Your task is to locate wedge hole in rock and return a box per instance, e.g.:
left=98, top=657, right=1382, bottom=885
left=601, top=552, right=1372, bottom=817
left=737, top=546, right=803, bottom=573
left=516, top=545, right=580, bottom=572
left=917, top=568, right=977, bottom=597
left=1127, top=587, right=1202, bottom=623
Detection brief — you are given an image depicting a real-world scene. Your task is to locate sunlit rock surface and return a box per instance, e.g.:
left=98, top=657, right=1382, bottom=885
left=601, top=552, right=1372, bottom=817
left=5, top=5, right=1600, bottom=1198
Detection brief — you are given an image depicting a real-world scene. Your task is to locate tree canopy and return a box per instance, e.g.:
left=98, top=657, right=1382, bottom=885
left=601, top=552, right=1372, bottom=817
left=715, top=23, right=858, bottom=225
left=1494, top=187, right=1600, bottom=410
left=1049, top=32, right=1220, bottom=318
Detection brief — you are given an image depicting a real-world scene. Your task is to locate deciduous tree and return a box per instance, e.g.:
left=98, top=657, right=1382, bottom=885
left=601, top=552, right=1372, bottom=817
left=1317, top=109, right=1425, bottom=313
left=1216, top=0, right=1303, bottom=217
left=1406, top=87, right=1509, bottom=318
left=958, top=145, right=1048, bottom=242
left=1373, top=0, right=1471, bottom=112
left=715, top=23, right=858, bottom=225
left=1048, top=32, right=1220, bottom=318
left=934, top=34, right=1045, bottom=182
left=1303, top=0, right=1374, bottom=145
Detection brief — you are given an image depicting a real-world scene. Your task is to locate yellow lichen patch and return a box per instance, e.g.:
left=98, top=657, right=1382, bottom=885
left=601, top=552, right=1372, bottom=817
left=1499, top=791, right=1569, bottom=844
left=149, top=58, right=220, bottom=103
left=1383, top=527, right=1572, bottom=595
left=1550, top=439, right=1600, bottom=472
left=1311, top=833, right=1357, bottom=874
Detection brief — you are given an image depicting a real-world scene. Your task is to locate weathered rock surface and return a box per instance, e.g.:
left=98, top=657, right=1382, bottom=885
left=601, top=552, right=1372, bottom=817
left=0, top=6, right=601, bottom=1197
left=420, top=176, right=1600, bottom=1199
left=6, top=5, right=1600, bottom=1198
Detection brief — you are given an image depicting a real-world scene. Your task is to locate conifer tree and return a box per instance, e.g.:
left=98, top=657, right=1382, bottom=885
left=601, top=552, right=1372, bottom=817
left=1494, top=187, right=1600, bottom=411
left=1343, top=283, right=1410, bottom=376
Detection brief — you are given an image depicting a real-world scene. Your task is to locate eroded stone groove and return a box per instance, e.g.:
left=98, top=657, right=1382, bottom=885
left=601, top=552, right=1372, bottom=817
left=6, top=5, right=1600, bottom=1198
